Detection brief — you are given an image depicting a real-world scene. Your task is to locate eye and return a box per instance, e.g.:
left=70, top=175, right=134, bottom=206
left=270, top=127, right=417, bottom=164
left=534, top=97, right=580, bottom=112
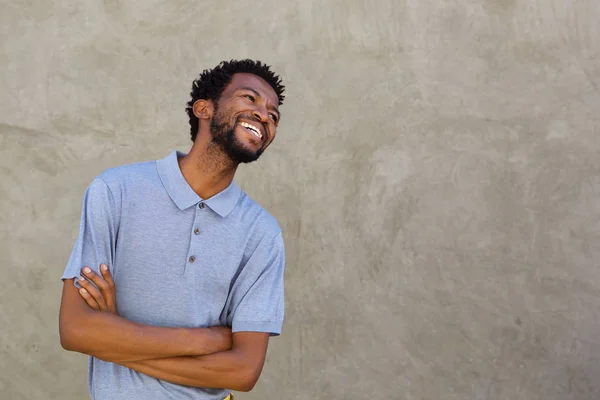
left=243, top=94, right=255, bottom=102
left=269, top=113, right=279, bottom=123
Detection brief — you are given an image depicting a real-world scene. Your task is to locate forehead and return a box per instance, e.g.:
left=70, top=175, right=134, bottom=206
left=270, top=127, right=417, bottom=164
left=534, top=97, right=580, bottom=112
left=221, top=73, right=279, bottom=105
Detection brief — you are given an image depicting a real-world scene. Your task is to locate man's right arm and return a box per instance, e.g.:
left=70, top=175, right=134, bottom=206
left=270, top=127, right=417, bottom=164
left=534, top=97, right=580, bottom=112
left=59, top=278, right=232, bottom=362
left=59, top=177, right=230, bottom=362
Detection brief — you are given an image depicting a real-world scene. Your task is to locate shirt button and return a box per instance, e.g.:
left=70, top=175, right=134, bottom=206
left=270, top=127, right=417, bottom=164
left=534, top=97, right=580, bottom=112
left=198, top=203, right=205, bottom=209
left=194, top=228, right=200, bottom=235
left=189, top=256, right=196, bottom=263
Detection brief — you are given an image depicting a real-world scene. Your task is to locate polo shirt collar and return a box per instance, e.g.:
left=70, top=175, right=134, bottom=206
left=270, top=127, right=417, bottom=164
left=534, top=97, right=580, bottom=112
left=156, top=150, right=241, bottom=217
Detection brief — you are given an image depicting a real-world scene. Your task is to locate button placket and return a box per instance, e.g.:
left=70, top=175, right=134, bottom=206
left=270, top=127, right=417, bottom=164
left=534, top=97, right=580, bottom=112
left=186, top=204, right=204, bottom=271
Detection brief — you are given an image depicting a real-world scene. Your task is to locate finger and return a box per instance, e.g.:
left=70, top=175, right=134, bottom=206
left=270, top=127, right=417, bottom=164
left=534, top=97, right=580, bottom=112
left=78, top=288, right=100, bottom=311
left=99, top=264, right=115, bottom=287
left=99, top=264, right=116, bottom=310
left=78, top=276, right=108, bottom=310
left=81, top=267, right=112, bottom=307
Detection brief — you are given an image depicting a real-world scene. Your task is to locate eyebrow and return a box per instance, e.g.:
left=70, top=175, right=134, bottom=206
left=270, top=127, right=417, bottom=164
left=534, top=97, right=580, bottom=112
left=239, top=87, right=280, bottom=118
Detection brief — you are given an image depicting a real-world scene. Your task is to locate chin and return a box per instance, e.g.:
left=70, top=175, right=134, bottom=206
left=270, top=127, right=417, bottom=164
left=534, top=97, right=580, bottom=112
left=235, top=151, right=262, bottom=164
left=222, top=130, right=264, bottom=164
left=227, top=144, right=263, bottom=164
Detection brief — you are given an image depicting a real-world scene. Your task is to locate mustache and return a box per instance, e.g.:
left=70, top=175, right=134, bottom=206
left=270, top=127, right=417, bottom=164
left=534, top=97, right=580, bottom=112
left=236, top=114, right=266, bottom=132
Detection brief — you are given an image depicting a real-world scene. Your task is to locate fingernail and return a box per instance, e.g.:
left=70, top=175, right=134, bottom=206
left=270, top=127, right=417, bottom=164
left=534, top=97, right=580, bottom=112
left=79, top=276, right=85, bottom=282
left=101, top=264, right=108, bottom=271
left=80, top=288, right=87, bottom=294
left=83, top=267, right=91, bottom=274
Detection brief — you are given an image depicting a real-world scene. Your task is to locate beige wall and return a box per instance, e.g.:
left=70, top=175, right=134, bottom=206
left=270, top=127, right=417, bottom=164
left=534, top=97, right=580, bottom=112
left=1, top=1, right=600, bottom=399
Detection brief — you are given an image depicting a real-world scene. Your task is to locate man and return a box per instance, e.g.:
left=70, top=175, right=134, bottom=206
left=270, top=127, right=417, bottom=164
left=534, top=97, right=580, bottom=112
left=59, top=59, right=287, bottom=400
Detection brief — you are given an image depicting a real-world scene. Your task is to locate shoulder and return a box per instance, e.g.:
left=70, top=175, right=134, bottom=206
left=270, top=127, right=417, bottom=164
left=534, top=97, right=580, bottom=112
left=97, top=159, right=157, bottom=188
left=236, top=191, right=282, bottom=238
left=92, top=161, right=158, bottom=193
left=234, top=192, right=286, bottom=268
left=82, top=159, right=159, bottom=205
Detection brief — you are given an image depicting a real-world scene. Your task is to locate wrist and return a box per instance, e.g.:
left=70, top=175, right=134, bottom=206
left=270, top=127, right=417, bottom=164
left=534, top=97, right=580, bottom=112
left=182, top=327, right=219, bottom=356
left=206, top=327, right=226, bottom=354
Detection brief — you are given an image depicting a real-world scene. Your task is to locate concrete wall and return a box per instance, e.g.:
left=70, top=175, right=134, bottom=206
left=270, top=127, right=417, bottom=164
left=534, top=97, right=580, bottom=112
left=1, top=1, right=599, bottom=399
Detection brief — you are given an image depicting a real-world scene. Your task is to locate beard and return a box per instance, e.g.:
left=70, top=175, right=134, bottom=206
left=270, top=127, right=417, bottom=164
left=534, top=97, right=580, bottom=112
left=210, top=108, right=264, bottom=164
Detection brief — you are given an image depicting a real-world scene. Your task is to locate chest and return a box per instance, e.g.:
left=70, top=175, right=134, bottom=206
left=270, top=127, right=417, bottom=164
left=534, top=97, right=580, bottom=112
left=111, top=204, right=246, bottom=327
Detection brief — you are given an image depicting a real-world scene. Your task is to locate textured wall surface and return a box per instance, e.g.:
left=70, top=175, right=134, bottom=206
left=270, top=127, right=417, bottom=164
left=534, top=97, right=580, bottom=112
left=1, top=1, right=600, bottom=399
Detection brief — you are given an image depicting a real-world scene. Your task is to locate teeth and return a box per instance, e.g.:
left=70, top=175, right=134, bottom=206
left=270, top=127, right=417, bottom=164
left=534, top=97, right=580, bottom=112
left=240, top=122, right=262, bottom=138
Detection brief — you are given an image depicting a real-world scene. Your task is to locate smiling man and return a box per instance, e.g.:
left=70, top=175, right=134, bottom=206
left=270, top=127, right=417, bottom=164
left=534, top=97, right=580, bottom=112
left=58, top=60, right=286, bottom=400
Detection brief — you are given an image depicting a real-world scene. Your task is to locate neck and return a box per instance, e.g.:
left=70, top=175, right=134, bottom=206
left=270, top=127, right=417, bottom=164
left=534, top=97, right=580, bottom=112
left=178, top=133, right=238, bottom=200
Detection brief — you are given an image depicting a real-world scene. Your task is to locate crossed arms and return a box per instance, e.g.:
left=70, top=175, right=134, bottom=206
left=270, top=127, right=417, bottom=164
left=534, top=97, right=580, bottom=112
left=59, top=265, right=269, bottom=392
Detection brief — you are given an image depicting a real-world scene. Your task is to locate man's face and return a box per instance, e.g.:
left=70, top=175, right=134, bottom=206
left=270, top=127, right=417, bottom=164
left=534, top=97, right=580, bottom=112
left=210, top=73, right=280, bottom=164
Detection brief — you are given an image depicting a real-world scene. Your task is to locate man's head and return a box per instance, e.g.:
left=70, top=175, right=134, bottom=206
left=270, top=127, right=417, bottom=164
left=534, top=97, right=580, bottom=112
left=186, top=59, right=285, bottom=164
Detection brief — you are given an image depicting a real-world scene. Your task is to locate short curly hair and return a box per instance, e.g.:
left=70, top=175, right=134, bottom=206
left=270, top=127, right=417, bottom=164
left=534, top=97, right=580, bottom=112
left=186, top=59, right=285, bottom=142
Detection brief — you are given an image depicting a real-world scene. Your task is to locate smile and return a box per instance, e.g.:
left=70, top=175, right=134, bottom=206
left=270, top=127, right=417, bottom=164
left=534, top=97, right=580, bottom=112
left=240, top=122, right=262, bottom=139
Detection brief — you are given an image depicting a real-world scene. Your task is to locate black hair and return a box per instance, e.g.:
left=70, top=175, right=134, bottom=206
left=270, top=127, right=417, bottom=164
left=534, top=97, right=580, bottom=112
left=186, top=59, right=285, bottom=141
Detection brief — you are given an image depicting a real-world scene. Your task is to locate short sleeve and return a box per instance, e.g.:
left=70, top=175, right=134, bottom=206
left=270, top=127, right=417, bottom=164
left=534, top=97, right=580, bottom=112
left=227, top=232, right=285, bottom=336
left=61, top=177, right=120, bottom=287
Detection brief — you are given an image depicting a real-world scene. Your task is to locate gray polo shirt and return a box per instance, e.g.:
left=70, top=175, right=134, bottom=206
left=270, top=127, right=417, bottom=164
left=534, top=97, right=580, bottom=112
left=61, top=150, right=285, bottom=400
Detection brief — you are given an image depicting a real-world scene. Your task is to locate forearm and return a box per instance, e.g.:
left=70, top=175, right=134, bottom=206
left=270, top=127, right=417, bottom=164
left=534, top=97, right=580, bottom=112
left=120, top=349, right=261, bottom=392
left=61, top=310, right=220, bottom=362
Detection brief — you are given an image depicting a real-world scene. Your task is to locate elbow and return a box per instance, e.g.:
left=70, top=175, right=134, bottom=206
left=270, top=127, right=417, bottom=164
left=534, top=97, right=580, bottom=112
left=232, top=364, right=263, bottom=392
left=59, top=313, right=92, bottom=354
left=233, top=378, right=257, bottom=393
left=59, top=333, right=71, bottom=351
left=235, top=380, right=256, bottom=393
left=59, top=322, right=82, bottom=352
left=60, top=323, right=104, bottom=359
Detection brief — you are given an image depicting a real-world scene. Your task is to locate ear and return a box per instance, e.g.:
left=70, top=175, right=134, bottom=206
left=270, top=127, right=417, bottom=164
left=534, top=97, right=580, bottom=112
left=192, top=99, right=214, bottom=120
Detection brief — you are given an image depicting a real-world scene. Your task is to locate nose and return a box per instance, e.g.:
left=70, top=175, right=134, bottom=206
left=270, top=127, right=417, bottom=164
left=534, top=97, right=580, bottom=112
left=251, top=106, right=269, bottom=123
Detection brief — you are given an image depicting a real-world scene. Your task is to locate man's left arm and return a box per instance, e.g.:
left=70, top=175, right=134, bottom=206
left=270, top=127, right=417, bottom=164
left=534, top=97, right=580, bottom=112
left=120, top=332, right=269, bottom=392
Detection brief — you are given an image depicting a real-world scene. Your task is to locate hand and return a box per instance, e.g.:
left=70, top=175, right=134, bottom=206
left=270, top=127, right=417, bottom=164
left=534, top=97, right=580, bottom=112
left=78, top=264, right=118, bottom=314
left=208, top=326, right=233, bottom=353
